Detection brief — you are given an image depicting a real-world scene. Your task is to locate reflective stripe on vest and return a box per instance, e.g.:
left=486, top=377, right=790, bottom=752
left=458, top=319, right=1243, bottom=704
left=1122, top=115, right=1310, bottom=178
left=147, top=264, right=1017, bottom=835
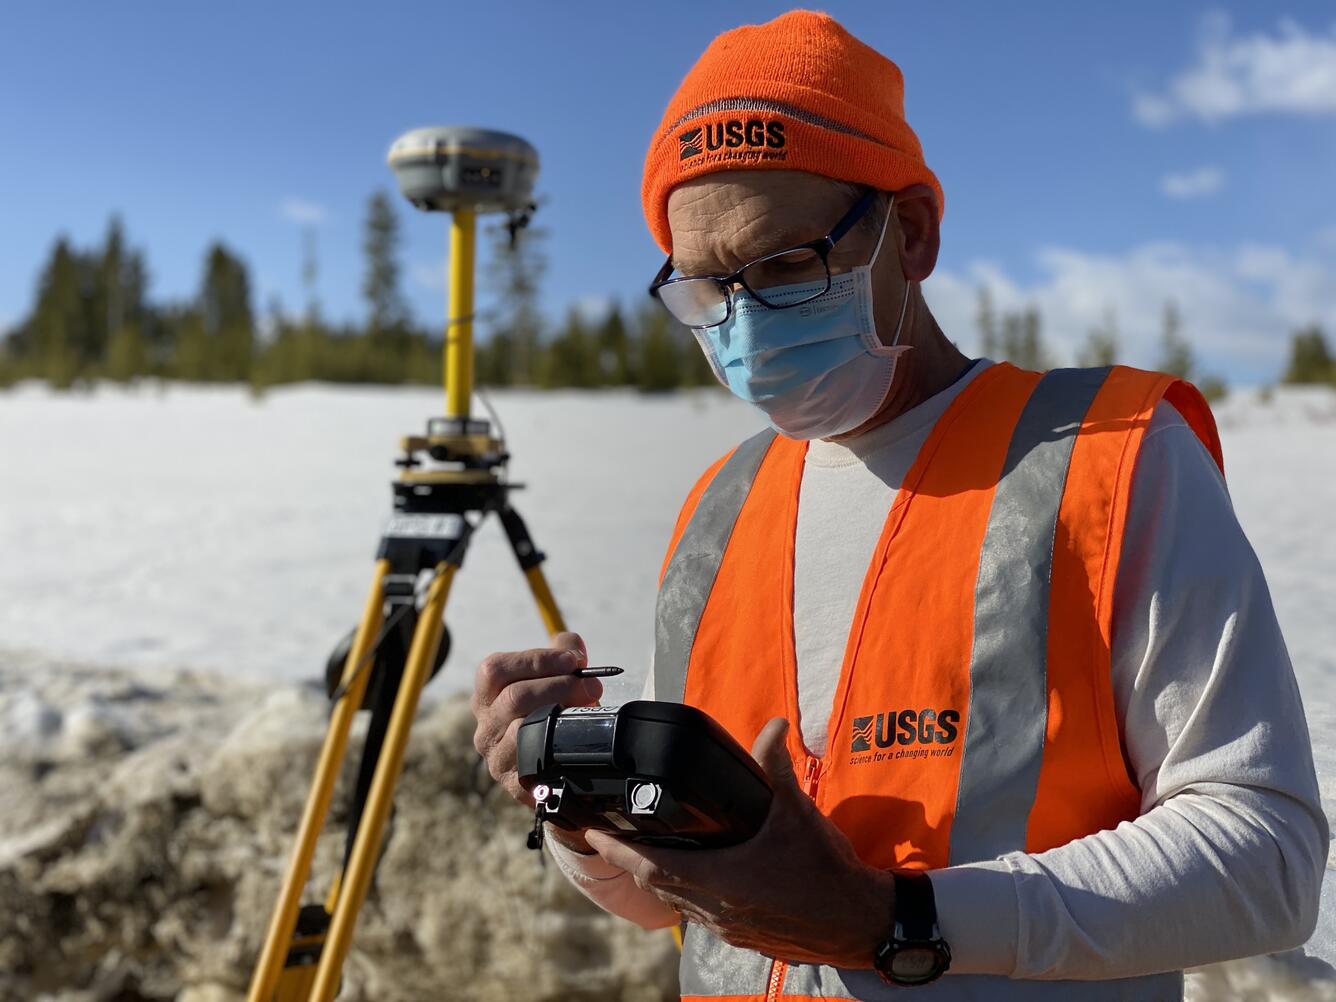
left=655, top=427, right=777, bottom=703
left=947, top=365, right=1106, bottom=864
left=655, top=364, right=1220, bottom=1001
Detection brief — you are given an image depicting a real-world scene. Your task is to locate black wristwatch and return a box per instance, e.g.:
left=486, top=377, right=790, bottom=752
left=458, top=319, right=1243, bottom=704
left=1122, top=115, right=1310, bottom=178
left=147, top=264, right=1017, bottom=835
left=873, top=870, right=952, bottom=987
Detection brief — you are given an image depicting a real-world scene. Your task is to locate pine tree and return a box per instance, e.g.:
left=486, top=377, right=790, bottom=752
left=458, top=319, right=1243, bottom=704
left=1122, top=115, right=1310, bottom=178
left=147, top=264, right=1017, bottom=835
left=1157, top=300, right=1192, bottom=380
left=1019, top=307, right=1050, bottom=371
left=97, top=218, right=146, bottom=337
left=635, top=302, right=682, bottom=392
left=680, top=322, right=718, bottom=387
left=105, top=324, right=146, bottom=382
left=1198, top=375, right=1229, bottom=403
left=362, top=190, right=409, bottom=381
left=541, top=307, right=602, bottom=388
left=30, top=238, right=83, bottom=388
left=98, top=218, right=125, bottom=360
left=1283, top=326, right=1335, bottom=384
left=995, top=305, right=1051, bottom=371
left=199, top=243, right=254, bottom=381
left=596, top=302, right=633, bottom=385
left=302, top=226, right=320, bottom=330
left=1078, top=308, right=1119, bottom=367
left=482, top=204, right=548, bottom=386
left=976, top=287, right=997, bottom=359
left=475, top=331, right=512, bottom=387
left=173, top=312, right=210, bottom=381
left=404, top=330, right=442, bottom=386
left=999, top=312, right=1020, bottom=366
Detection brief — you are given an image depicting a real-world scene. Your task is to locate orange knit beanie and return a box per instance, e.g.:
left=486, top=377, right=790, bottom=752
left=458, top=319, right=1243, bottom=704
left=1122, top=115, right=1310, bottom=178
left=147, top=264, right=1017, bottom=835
left=641, top=9, right=944, bottom=254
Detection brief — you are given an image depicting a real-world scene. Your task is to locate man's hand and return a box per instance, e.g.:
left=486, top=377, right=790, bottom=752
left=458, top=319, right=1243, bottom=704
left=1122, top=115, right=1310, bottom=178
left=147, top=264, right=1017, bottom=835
left=470, top=631, right=603, bottom=851
left=584, top=717, right=895, bottom=969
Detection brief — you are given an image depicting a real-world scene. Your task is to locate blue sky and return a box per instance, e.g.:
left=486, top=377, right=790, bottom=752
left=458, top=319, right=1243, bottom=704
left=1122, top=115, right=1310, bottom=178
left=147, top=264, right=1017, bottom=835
left=3, top=1, right=1335, bottom=383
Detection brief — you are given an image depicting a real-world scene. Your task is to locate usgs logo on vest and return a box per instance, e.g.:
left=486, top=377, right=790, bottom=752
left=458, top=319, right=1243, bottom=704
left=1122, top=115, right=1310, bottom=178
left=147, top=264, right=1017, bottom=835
left=850, top=709, right=960, bottom=763
left=679, top=119, right=787, bottom=161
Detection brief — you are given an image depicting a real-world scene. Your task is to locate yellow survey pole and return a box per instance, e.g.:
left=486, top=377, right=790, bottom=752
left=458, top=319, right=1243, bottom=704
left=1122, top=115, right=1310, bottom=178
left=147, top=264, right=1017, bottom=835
left=445, top=207, right=476, bottom=419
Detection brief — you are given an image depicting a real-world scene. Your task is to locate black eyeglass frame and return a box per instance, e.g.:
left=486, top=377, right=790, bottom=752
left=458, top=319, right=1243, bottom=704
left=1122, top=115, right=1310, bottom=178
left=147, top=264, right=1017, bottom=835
left=647, top=186, right=882, bottom=330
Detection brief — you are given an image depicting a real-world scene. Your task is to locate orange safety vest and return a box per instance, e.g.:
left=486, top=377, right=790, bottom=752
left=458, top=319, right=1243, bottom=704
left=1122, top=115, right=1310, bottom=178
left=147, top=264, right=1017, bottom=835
left=654, top=363, right=1223, bottom=1002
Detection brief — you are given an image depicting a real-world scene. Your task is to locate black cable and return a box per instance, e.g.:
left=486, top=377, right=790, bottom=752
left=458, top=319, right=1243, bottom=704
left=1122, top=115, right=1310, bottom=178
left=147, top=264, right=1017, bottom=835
left=327, top=582, right=425, bottom=705
left=474, top=386, right=511, bottom=480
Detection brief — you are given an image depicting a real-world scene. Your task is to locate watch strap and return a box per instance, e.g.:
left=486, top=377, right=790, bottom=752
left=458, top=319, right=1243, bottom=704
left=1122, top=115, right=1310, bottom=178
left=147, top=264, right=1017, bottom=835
left=893, top=870, right=938, bottom=941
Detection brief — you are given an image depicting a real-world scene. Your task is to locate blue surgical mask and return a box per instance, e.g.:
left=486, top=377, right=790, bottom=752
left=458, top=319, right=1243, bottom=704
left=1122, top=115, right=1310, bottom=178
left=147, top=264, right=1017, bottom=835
left=693, top=196, right=912, bottom=440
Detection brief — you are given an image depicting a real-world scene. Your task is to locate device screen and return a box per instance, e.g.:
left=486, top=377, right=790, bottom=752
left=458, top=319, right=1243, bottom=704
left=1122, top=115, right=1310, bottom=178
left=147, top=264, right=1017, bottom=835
left=553, top=714, right=616, bottom=756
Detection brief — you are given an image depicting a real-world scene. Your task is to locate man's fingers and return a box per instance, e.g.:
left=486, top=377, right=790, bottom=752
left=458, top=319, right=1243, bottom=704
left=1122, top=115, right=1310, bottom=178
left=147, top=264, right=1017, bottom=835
left=484, top=715, right=526, bottom=784
left=475, top=676, right=590, bottom=758
left=472, top=633, right=589, bottom=716
left=585, top=830, right=654, bottom=878
left=751, top=717, right=799, bottom=791
left=585, top=831, right=697, bottom=894
left=475, top=647, right=583, bottom=707
left=478, top=673, right=597, bottom=768
left=494, top=672, right=600, bottom=722
left=551, top=631, right=588, bottom=666
left=469, top=636, right=604, bottom=812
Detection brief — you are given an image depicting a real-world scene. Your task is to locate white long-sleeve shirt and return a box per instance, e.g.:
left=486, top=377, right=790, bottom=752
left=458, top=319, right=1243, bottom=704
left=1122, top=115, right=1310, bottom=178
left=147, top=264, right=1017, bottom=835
left=548, top=359, right=1329, bottom=989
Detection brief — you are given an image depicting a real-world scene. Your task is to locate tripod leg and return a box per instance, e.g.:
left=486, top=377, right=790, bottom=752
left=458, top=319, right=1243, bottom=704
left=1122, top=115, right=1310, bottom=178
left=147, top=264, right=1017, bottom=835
left=497, top=505, right=567, bottom=637
left=307, top=561, right=457, bottom=1002
left=247, top=559, right=391, bottom=1002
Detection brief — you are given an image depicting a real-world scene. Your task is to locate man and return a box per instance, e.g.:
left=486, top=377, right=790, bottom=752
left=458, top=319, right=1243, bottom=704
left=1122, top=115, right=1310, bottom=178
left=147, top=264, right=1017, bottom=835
left=470, top=10, right=1327, bottom=999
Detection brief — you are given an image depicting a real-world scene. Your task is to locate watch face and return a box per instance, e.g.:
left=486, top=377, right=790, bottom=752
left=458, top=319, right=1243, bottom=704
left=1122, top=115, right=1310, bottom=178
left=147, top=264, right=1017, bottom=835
left=891, top=946, right=941, bottom=982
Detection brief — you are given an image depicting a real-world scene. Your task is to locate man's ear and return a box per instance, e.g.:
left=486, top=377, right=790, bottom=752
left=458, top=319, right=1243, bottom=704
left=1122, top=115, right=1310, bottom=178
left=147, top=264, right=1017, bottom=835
left=892, top=184, right=941, bottom=282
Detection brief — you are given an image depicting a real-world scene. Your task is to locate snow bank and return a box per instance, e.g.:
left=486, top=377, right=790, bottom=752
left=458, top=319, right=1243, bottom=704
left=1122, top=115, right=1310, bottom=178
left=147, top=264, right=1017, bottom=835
left=0, top=656, right=677, bottom=1001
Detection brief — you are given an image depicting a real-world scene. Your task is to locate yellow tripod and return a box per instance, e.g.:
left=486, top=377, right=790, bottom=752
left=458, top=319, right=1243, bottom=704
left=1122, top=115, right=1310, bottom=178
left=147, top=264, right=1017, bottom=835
left=246, top=131, right=566, bottom=1000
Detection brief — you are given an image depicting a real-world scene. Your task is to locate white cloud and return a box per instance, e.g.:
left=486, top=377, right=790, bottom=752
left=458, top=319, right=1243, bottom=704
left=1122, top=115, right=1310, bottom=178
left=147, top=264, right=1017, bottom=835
left=1134, top=13, right=1336, bottom=126
left=278, top=198, right=329, bottom=226
left=573, top=294, right=614, bottom=325
left=923, top=239, right=1336, bottom=382
left=1161, top=166, right=1226, bottom=199
left=410, top=258, right=445, bottom=291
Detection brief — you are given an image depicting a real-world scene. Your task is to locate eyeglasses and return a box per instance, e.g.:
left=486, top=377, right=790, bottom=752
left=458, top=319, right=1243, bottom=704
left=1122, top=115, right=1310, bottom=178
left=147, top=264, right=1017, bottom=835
left=648, top=187, right=880, bottom=330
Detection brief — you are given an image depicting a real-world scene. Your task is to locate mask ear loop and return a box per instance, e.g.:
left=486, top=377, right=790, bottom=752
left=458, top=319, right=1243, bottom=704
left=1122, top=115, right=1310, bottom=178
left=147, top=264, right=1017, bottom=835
left=889, top=277, right=913, bottom=349
left=869, top=191, right=894, bottom=266
left=867, top=192, right=915, bottom=354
